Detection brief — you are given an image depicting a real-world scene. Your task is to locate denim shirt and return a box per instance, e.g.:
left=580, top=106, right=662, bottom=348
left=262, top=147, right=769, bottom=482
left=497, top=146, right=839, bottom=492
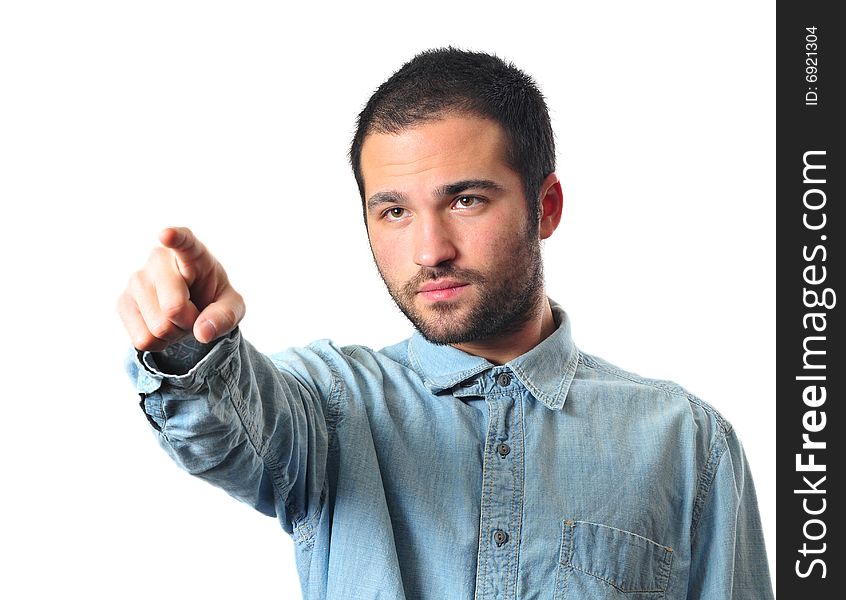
left=128, top=303, right=773, bottom=599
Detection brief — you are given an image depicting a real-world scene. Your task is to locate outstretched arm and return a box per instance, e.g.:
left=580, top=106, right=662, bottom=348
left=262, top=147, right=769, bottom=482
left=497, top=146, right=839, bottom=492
left=120, top=229, right=330, bottom=534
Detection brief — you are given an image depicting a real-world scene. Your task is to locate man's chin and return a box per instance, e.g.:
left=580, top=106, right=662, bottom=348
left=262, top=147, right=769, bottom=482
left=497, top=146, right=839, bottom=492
left=409, top=305, right=475, bottom=345
left=416, top=327, right=473, bottom=346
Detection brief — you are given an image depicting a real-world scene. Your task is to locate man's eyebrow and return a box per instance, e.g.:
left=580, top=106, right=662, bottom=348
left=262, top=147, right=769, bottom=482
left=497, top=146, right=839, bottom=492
left=366, top=191, right=409, bottom=212
left=365, top=179, right=504, bottom=212
left=436, top=179, right=505, bottom=197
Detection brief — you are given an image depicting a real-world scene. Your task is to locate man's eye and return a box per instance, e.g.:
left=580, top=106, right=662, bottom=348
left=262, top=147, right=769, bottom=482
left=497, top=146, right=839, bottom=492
left=383, top=207, right=409, bottom=221
left=453, top=196, right=483, bottom=209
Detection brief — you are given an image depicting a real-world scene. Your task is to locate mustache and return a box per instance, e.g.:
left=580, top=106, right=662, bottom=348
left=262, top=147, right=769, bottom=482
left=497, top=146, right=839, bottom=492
left=401, top=264, right=486, bottom=298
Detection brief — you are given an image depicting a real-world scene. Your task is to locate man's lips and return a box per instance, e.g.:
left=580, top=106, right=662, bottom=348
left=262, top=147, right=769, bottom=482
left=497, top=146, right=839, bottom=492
left=416, top=279, right=469, bottom=301
left=417, top=279, right=467, bottom=293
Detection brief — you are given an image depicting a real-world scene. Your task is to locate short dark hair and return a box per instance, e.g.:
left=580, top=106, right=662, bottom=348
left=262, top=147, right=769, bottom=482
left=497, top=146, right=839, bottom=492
left=350, top=47, right=555, bottom=228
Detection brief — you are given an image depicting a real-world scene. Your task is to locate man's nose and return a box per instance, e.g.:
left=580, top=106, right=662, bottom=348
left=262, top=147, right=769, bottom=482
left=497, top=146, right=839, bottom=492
left=413, top=217, right=457, bottom=268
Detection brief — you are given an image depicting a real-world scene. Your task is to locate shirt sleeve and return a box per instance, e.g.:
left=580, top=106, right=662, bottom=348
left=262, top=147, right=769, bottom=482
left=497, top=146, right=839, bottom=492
left=686, top=428, right=774, bottom=599
left=125, top=329, right=332, bottom=537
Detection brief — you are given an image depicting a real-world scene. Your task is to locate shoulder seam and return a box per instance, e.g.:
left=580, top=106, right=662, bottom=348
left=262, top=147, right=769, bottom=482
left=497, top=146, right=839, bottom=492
left=305, top=341, right=347, bottom=430
left=686, top=395, right=732, bottom=435
left=579, top=352, right=732, bottom=435
left=579, top=352, right=677, bottom=397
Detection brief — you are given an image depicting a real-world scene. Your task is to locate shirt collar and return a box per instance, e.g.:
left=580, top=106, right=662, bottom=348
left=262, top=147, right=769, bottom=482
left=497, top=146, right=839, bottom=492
left=407, top=300, right=579, bottom=410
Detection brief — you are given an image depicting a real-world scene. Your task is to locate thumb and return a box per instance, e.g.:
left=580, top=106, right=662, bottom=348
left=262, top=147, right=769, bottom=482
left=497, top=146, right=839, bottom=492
left=192, top=285, right=246, bottom=343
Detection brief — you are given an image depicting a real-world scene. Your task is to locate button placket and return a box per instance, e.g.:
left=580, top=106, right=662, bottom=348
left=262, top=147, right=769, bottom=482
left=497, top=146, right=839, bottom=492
left=474, top=375, right=524, bottom=599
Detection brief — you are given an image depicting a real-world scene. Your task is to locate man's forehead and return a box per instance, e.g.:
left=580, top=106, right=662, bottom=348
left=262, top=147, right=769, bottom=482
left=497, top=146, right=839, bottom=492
left=359, top=115, right=511, bottom=195
left=361, top=114, right=506, bottom=157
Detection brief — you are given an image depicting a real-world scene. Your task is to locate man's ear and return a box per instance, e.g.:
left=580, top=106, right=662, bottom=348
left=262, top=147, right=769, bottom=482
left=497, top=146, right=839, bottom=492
left=537, top=172, right=563, bottom=240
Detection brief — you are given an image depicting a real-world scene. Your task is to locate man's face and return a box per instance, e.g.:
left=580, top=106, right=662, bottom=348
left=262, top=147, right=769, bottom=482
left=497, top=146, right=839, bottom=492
left=361, top=115, right=544, bottom=345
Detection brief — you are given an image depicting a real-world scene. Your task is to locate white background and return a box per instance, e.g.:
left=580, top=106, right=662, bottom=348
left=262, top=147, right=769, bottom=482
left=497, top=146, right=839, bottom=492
left=0, top=1, right=775, bottom=597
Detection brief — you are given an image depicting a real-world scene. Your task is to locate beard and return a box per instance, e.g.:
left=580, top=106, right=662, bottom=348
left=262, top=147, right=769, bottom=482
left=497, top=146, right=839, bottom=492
left=377, top=233, right=546, bottom=345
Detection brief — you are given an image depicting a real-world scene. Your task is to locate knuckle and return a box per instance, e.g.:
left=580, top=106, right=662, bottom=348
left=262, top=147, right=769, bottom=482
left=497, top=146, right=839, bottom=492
left=148, top=319, right=174, bottom=340
left=127, top=271, right=144, bottom=292
left=160, top=301, right=185, bottom=320
left=128, top=270, right=155, bottom=299
left=132, top=331, right=157, bottom=351
left=149, top=246, right=173, bottom=268
left=149, top=246, right=168, bottom=259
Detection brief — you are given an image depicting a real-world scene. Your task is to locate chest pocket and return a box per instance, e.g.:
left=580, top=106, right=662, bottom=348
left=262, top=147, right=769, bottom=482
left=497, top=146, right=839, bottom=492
left=554, top=520, right=673, bottom=599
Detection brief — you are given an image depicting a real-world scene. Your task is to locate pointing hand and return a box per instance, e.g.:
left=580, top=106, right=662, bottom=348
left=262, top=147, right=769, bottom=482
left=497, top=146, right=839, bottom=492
left=117, top=227, right=245, bottom=352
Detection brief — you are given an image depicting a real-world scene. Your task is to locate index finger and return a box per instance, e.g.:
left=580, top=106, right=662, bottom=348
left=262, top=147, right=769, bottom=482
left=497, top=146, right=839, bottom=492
left=157, top=227, right=213, bottom=284
left=158, top=227, right=206, bottom=262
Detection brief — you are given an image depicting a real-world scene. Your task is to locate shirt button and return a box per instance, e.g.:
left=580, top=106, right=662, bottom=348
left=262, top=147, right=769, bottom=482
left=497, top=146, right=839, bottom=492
left=493, top=529, right=509, bottom=547
left=497, top=373, right=511, bottom=387
left=497, top=442, right=511, bottom=457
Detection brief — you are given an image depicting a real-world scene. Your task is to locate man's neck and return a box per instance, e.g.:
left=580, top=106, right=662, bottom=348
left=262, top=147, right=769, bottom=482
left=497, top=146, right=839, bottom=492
left=452, top=298, right=556, bottom=365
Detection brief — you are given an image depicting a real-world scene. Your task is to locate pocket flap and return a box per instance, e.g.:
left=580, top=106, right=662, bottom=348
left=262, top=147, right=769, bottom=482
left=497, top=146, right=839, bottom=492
left=560, top=520, right=673, bottom=593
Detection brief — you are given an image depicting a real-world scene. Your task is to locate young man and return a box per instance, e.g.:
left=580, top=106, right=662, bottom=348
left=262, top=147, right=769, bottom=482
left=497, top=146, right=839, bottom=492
left=120, top=49, right=773, bottom=599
